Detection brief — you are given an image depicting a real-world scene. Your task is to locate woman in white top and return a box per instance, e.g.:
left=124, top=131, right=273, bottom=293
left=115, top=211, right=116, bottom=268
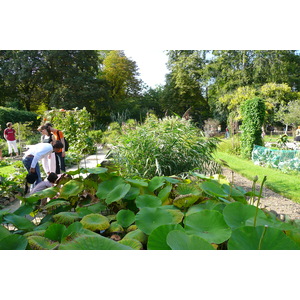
left=38, top=125, right=57, bottom=173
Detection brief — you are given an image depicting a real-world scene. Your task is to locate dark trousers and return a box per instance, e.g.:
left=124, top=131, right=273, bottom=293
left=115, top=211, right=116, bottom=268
left=55, top=152, right=66, bottom=174
left=22, top=156, right=42, bottom=187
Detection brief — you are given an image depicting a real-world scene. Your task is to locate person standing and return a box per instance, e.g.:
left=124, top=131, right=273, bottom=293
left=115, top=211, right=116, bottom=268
left=3, top=122, right=19, bottom=157
left=295, top=126, right=300, bottom=142
left=45, top=123, right=66, bottom=173
left=22, top=141, right=63, bottom=187
left=38, top=125, right=57, bottom=173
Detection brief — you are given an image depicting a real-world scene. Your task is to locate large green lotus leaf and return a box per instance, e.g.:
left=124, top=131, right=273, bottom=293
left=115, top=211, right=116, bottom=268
left=59, top=180, right=84, bottom=199
left=53, top=212, right=81, bottom=226
left=186, top=200, right=222, bottom=217
left=13, top=204, right=35, bottom=217
left=0, top=234, right=28, bottom=250
left=62, top=222, right=84, bottom=240
left=18, top=194, right=40, bottom=205
left=125, top=178, right=148, bottom=188
left=106, top=183, right=131, bottom=205
left=31, top=186, right=59, bottom=199
left=3, top=214, right=35, bottom=232
left=160, top=206, right=184, bottom=224
left=34, top=221, right=53, bottom=231
left=86, top=167, right=108, bottom=174
left=96, top=176, right=125, bottom=199
left=107, top=221, right=124, bottom=233
left=223, top=202, right=268, bottom=229
left=135, top=195, right=162, bottom=209
left=175, top=183, right=202, bottom=196
left=228, top=226, right=300, bottom=250
left=167, top=230, right=216, bottom=250
left=124, top=186, right=140, bottom=200
left=200, top=181, right=229, bottom=198
left=27, top=236, right=59, bottom=250
left=221, top=184, right=247, bottom=204
left=59, top=234, right=132, bottom=250
left=157, top=184, right=172, bottom=202
left=164, top=177, right=181, bottom=184
left=23, top=230, right=46, bottom=238
left=86, top=202, right=107, bottom=213
left=123, top=229, right=148, bottom=244
left=147, top=224, right=184, bottom=250
left=135, top=207, right=174, bottom=235
left=76, top=207, right=95, bottom=218
left=148, top=176, right=166, bottom=192
left=119, top=238, right=143, bottom=250
left=184, top=210, right=232, bottom=244
left=116, top=210, right=136, bottom=228
left=173, top=194, right=200, bottom=209
left=44, top=223, right=67, bottom=242
left=80, top=213, right=110, bottom=231
left=0, top=225, right=11, bottom=240
left=44, top=200, right=70, bottom=211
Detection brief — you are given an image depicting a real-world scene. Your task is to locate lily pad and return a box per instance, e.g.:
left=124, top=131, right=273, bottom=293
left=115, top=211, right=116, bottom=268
left=44, top=223, right=67, bottom=243
left=59, top=234, right=132, bottom=250
left=106, top=183, right=131, bottom=205
left=173, top=194, right=200, bottom=209
left=135, top=207, right=174, bottom=235
left=0, top=225, right=11, bottom=240
left=135, top=195, right=162, bottom=209
left=124, top=229, right=148, bottom=244
left=148, top=176, right=166, bottom=192
left=147, top=224, right=185, bottom=250
left=223, top=202, right=268, bottom=229
left=116, top=210, right=135, bottom=228
left=60, top=180, right=84, bottom=199
left=53, top=212, right=81, bottom=226
left=184, top=209, right=232, bottom=244
left=80, top=213, right=110, bottom=231
left=44, top=200, right=70, bottom=211
left=3, top=214, right=35, bottom=232
left=86, top=167, right=108, bottom=174
left=27, top=236, right=59, bottom=250
left=0, top=234, right=28, bottom=250
left=125, top=178, right=148, bottom=188
left=96, top=176, right=125, bottom=199
left=157, top=184, right=172, bottom=202
left=167, top=230, right=216, bottom=250
left=200, top=180, right=229, bottom=198
left=119, top=238, right=143, bottom=250
left=228, top=226, right=300, bottom=250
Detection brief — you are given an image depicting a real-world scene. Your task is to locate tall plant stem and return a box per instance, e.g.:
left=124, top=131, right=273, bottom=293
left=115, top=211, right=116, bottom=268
left=253, top=176, right=267, bottom=227
left=258, top=225, right=268, bottom=250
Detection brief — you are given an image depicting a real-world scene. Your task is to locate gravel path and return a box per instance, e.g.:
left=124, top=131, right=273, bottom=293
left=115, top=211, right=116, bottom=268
left=222, top=168, right=300, bottom=220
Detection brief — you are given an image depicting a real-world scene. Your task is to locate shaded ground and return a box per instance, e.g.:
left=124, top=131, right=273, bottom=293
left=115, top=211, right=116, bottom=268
left=222, top=167, right=300, bottom=220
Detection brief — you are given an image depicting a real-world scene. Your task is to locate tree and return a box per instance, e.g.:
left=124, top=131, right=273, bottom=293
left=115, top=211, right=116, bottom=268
left=275, top=99, right=300, bottom=132
left=101, top=50, right=142, bottom=111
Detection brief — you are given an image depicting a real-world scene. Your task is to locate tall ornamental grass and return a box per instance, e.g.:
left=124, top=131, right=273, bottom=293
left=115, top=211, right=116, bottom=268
left=110, top=115, right=221, bottom=178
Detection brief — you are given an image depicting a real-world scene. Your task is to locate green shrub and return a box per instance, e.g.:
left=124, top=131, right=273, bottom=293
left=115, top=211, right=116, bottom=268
left=88, top=130, right=103, bottom=144
left=240, top=97, right=265, bottom=159
left=110, top=115, right=221, bottom=178
left=43, top=107, right=95, bottom=155
left=0, top=106, right=38, bottom=130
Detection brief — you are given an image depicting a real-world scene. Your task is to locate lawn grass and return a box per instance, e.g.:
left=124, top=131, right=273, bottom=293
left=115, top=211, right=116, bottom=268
left=215, top=151, right=300, bottom=204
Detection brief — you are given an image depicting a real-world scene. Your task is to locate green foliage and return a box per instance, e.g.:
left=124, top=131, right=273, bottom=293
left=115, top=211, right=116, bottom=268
left=0, top=106, right=38, bottom=130
left=111, top=115, right=221, bottom=178
left=1, top=165, right=300, bottom=250
left=43, top=107, right=95, bottom=155
left=240, top=97, right=266, bottom=159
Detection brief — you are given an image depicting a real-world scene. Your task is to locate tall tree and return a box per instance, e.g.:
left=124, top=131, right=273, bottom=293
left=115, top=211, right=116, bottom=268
left=101, top=50, right=142, bottom=111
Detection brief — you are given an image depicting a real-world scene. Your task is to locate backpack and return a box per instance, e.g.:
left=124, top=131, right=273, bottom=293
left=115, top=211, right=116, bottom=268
left=57, top=130, right=69, bottom=151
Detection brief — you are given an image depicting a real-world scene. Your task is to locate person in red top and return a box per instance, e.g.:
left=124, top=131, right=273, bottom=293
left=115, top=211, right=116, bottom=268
left=4, top=122, right=19, bottom=157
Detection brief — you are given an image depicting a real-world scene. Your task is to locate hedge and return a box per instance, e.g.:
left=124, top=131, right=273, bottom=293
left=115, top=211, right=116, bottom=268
left=0, top=106, right=39, bottom=130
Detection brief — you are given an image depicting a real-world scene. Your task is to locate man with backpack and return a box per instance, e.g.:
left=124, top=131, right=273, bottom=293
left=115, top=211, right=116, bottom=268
left=45, top=123, right=68, bottom=173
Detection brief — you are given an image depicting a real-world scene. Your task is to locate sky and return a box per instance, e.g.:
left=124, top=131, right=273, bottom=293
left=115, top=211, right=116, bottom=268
left=124, top=50, right=169, bottom=88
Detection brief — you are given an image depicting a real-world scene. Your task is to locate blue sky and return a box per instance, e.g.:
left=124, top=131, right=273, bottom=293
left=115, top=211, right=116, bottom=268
left=124, top=50, right=169, bottom=88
